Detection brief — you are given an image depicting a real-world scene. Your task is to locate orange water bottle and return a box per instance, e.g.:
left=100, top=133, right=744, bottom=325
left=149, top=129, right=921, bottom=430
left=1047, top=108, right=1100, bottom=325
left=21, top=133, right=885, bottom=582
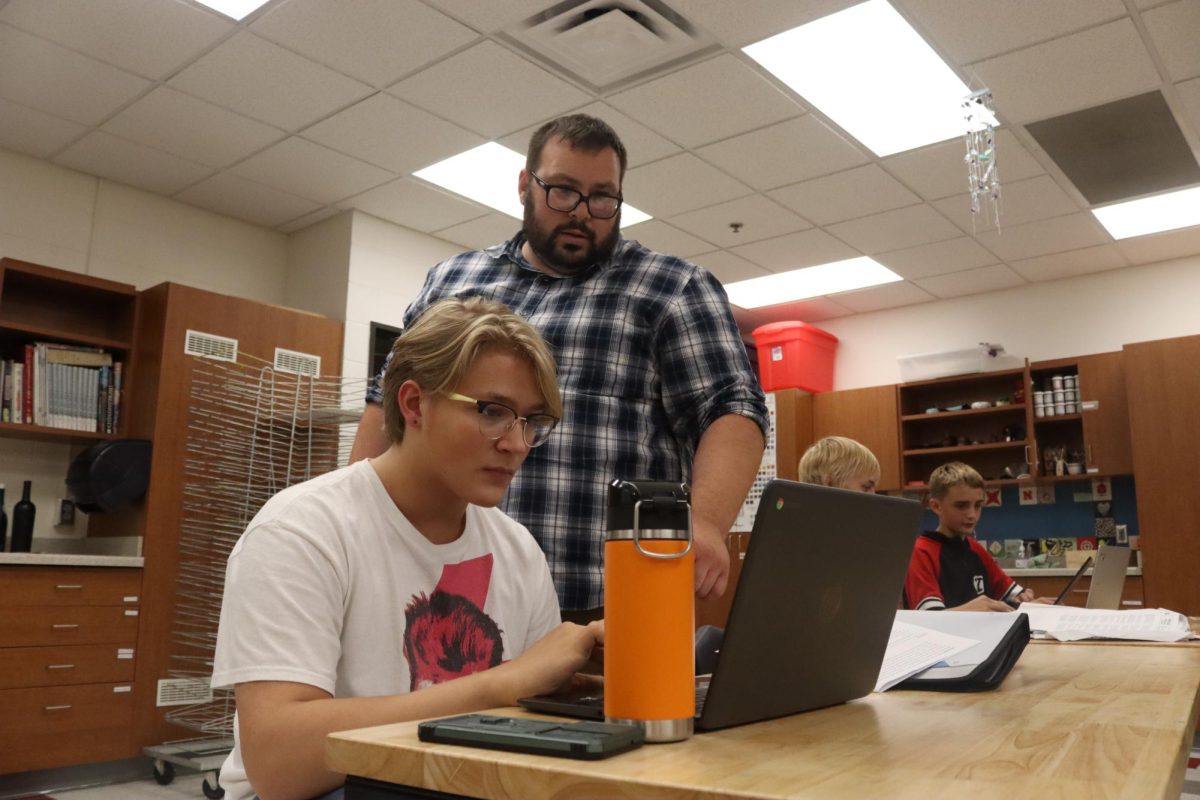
left=604, top=479, right=694, bottom=742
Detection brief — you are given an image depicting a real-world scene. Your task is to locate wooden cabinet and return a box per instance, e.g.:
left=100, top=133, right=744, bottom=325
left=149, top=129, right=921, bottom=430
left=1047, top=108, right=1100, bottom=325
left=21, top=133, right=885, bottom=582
left=1124, top=334, right=1200, bottom=615
left=897, top=368, right=1033, bottom=487
left=0, top=259, right=138, bottom=443
left=812, top=385, right=901, bottom=491
left=0, top=565, right=142, bottom=774
left=1077, top=352, right=1133, bottom=475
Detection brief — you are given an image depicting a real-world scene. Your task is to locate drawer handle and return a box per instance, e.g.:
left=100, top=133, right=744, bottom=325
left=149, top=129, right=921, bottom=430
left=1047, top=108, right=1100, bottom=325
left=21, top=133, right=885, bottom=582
left=55, top=584, right=84, bottom=590
left=44, top=705, right=73, bottom=712
left=47, top=664, right=77, bottom=670
left=51, top=624, right=80, bottom=630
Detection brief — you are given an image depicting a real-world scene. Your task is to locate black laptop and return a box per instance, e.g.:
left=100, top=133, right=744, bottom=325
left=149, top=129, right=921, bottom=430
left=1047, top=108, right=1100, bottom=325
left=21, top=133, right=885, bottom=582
left=519, top=479, right=922, bottom=732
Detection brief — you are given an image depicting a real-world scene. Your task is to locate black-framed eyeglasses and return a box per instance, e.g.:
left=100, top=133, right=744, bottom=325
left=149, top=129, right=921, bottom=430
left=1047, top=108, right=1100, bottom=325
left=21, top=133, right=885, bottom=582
left=446, top=392, right=559, bottom=448
left=529, top=173, right=623, bottom=219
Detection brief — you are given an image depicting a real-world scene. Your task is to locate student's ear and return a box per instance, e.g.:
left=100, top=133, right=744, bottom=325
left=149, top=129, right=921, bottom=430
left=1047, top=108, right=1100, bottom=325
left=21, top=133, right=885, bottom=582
left=518, top=170, right=529, bottom=204
left=397, top=380, right=424, bottom=430
left=928, top=497, right=942, bottom=516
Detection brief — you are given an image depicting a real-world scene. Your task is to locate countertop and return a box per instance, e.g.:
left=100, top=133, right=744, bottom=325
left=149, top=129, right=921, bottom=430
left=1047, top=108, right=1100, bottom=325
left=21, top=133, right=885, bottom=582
left=1008, top=566, right=1141, bottom=577
left=0, top=553, right=144, bottom=568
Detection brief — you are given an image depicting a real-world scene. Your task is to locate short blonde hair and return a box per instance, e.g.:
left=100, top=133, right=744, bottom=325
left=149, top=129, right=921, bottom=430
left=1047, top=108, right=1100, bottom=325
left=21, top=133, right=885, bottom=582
left=928, top=462, right=985, bottom=500
left=798, top=436, right=880, bottom=487
left=381, top=298, right=561, bottom=444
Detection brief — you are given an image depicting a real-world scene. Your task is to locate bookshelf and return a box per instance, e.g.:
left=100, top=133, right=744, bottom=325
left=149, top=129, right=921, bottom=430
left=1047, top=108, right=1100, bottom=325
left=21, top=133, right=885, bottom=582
left=0, top=259, right=137, bottom=443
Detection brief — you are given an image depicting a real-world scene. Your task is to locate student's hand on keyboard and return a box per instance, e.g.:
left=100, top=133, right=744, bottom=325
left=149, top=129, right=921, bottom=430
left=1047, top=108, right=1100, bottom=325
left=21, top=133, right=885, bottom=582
left=949, top=596, right=1014, bottom=612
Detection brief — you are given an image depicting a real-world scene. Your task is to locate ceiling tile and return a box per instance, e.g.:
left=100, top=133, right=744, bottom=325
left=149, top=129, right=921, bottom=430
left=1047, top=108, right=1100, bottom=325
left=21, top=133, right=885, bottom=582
left=1177, top=77, right=1200, bottom=139
left=1009, top=244, right=1129, bottom=282
left=302, top=94, right=484, bottom=174
left=230, top=137, right=394, bottom=204
left=169, top=32, right=372, bottom=131
left=1115, top=224, right=1200, bottom=264
left=622, top=153, right=751, bottom=218
left=678, top=0, right=864, bottom=48
left=345, top=177, right=490, bottom=232
left=743, top=296, right=854, bottom=324
left=433, top=212, right=521, bottom=250
left=832, top=281, right=937, bottom=314
left=0, top=0, right=233, bottom=80
left=277, top=206, right=344, bottom=234
left=499, top=101, right=682, bottom=169
left=607, top=54, right=803, bottom=148
left=883, top=129, right=1044, bottom=200
left=729, top=228, right=860, bottom=271
left=0, top=96, right=87, bottom=158
left=252, top=0, right=477, bottom=88
left=973, top=212, right=1110, bottom=261
left=897, top=0, right=1127, bottom=64
left=969, top=19, right=1160, bottom=124
left=826, top=204, right=962, bottom=254
left=387, top=41, right=590, bottom=138
left=176, top=173, right=321, bottom=228
left=622, top=220, right=715, bottom=259
left=667, top=195, right=810, bottom=248
left=1142, top=1, right=1200, bottom=81
left=0, top=23, right=151, bottom=126
left=420, top=0, right=554, bottom=34
left=768, top=164, right=921, bottom=226
left=53, top=131, right=212, bottom=195
left=933, top=175, right=1080, bottom=234
left=914, top=264, right=1027, bottom=299
left=876, top=237, right=999, bottom=280
left=101, top=86, right=283, bottom=168
left=691, top=250, right=771, bottom=284
left=696, top=115, right=869, bottom=191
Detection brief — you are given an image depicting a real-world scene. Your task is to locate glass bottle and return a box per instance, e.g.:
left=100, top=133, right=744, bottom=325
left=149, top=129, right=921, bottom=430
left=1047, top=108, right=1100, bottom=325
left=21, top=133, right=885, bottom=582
left=11, top=480, right=35, bottom=552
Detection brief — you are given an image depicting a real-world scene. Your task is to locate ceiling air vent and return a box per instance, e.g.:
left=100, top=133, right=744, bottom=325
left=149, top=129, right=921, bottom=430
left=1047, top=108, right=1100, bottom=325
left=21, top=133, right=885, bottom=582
left=184, top=330, right=238, bottom=362
left=274, top=347, right=321, bottom=377
left=500, top=0, right=717, bottom=93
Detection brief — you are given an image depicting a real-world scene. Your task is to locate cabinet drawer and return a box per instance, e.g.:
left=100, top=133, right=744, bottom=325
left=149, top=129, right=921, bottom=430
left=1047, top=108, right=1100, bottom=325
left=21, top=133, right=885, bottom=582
left=0, top=682, right=137, bottom=773
left=0, top=606, right=139, bottom=647
left=0, top=643, right=136, bottom=689
left=0, top=566, right=142, bottom=606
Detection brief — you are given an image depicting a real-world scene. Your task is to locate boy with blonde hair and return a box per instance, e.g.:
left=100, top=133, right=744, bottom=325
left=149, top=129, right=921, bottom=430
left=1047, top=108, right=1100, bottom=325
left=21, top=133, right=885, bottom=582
left=902, top=462, right=1039, bottom=611
left=798, top=436, right=880, bottom=493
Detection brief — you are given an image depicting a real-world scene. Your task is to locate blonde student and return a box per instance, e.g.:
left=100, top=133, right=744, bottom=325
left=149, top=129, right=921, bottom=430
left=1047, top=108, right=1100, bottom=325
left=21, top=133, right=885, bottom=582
left=212, top=298, right=602, bottom=800
left=902, top=461, right=1041, bottom=612
left=798, top=436, right=880, bottom=493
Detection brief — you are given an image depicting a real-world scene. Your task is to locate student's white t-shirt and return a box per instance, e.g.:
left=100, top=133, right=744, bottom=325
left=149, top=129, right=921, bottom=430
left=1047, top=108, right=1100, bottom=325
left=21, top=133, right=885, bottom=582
left=210, top=459, right=560, bottom=800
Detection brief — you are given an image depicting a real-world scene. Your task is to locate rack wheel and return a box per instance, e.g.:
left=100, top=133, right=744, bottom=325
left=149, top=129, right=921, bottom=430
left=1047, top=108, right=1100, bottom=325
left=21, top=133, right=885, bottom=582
left=152, top=759, right=175, bottom=785
left=203, top=774, right=225, bottom=799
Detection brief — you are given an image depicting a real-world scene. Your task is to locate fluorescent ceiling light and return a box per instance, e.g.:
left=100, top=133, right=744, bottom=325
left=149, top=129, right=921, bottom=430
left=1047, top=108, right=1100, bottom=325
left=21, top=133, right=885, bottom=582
left=1091, top=185, right=1200, bottom=239
left=743, top=0, right=996, bottom=157
left=724, top=257, right=902, bottom=308
left=415, top=142, right=651, bottom=225
left=193, top=0, right=272, bottom=20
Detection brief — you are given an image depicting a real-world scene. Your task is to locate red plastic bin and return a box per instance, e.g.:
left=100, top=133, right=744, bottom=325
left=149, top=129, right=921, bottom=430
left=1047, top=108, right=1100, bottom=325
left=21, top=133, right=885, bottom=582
left=751, top=321, right=839, bottom=393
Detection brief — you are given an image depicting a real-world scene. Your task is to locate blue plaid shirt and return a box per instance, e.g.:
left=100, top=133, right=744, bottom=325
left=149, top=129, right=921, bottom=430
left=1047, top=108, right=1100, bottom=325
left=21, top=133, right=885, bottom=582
left=367, top=232, right=768, bottom=610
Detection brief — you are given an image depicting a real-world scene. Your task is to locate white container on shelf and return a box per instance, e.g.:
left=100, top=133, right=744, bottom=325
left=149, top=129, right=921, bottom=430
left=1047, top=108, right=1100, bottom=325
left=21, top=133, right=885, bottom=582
left=897, top=347, right=990, bottom=382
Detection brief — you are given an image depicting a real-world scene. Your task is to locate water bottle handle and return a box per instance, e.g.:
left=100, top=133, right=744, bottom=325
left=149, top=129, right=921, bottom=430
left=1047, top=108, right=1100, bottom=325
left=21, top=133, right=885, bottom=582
left=632, top=498, right=693, bottom=560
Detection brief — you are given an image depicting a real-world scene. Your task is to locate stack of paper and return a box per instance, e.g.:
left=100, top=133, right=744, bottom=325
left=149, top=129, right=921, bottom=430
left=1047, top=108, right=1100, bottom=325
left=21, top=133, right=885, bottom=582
left=874, top=619, right=978, bottom=692
left=1017, top=603, right=1196, bottom=642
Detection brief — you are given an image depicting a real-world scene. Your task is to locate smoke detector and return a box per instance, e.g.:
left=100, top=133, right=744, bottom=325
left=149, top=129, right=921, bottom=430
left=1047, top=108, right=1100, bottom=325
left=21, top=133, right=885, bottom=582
left=500, top=0, right=717, bottom=93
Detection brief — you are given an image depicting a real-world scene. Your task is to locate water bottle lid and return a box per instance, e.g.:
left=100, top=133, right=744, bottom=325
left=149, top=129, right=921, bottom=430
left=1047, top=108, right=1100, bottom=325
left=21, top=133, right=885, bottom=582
left=606, top=480, right=690, bottom=535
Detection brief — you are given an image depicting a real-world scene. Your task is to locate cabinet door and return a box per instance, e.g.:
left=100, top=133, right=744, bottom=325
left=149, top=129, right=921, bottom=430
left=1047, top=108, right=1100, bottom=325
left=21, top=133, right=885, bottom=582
left=1076, top=351, right=1133, bottom=475
left=1125, top=335, right=1200, bottom=614
left=812, top=385, right=901, bottom=491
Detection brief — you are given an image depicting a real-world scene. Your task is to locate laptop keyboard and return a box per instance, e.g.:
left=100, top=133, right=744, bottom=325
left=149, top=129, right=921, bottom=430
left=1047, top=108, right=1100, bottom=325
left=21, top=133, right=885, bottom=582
left=573, top=681, right=710, bottom=713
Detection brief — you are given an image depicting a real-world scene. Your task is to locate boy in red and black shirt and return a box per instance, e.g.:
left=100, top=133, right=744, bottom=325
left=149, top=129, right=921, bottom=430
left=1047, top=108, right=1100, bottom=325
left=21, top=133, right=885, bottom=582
left=903, top=462, right=1042, bottom=612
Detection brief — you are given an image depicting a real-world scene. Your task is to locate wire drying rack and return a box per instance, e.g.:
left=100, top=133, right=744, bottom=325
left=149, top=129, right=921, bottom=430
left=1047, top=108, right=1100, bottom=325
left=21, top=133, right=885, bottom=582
left=145, top=354, right=368, bottom=798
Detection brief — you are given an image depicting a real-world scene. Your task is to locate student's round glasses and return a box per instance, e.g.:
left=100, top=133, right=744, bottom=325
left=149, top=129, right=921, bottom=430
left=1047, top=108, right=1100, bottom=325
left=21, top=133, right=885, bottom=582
left=445, top=392, right=559, bottom=448
left=529, top=173, right=623, bottom=219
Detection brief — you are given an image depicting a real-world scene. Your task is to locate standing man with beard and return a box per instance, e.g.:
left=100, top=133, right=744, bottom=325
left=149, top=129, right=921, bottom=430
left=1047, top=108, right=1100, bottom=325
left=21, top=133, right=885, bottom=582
left=351, top=114, right=768, bottom=623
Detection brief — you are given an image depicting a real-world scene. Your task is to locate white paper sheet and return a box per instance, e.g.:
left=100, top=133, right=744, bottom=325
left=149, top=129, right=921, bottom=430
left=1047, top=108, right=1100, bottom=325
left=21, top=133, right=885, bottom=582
left=874, top=619, right=979, bottom=692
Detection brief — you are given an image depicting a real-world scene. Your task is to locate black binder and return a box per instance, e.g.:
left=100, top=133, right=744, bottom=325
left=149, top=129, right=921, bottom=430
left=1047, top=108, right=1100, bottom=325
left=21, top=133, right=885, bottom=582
left=894, top=611, right=1030, bottom=692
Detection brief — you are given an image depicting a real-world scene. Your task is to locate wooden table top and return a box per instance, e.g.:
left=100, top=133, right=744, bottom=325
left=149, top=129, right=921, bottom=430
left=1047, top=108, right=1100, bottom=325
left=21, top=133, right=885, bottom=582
left=327, top=643, right=1200, bottom=800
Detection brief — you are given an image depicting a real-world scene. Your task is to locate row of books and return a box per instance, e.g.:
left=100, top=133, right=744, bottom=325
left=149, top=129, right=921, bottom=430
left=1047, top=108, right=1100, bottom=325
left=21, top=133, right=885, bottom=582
left=0, top=342, right=122, bottom=433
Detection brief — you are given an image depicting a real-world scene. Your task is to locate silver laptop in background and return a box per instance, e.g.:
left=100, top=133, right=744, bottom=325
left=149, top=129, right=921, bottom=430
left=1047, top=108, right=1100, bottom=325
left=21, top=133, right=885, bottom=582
left=1085, top=545, right=1132, bottom=610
